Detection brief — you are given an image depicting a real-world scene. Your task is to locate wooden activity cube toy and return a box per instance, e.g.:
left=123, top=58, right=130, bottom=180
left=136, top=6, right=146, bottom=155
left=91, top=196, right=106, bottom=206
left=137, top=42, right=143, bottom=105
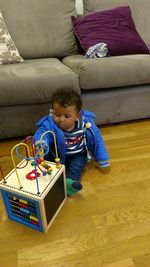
left=0, top=159, right=66, bottom=233
left=0, top=133, right=67, bottom=233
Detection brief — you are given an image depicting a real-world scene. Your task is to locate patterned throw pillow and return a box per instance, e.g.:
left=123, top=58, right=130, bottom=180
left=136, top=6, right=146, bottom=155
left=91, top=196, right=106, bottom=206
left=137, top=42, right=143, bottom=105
left=0, top=11, right=24, bottom=64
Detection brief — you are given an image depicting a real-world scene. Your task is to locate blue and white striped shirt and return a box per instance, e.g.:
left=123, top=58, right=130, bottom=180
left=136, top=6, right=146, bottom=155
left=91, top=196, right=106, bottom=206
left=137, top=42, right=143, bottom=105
left=64, top=121, right=84, bottom=155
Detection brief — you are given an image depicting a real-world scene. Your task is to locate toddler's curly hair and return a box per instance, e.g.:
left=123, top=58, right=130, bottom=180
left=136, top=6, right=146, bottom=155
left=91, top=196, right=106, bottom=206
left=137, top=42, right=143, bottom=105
left=51, top=88, right=82, bottom=112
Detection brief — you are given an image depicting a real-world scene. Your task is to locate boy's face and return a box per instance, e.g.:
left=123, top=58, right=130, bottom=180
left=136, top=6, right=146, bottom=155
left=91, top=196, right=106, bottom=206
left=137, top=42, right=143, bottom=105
left=53, top=102, right=80, bottom=131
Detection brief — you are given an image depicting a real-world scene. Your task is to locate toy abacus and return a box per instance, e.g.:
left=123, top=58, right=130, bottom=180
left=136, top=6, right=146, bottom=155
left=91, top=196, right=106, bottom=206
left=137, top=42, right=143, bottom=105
left=0, top=131, right=67, bottom=233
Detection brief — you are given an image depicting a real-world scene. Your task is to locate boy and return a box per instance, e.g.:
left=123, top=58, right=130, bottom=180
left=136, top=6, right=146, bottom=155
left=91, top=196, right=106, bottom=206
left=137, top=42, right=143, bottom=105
left=34, top=89, right=110, bottom=196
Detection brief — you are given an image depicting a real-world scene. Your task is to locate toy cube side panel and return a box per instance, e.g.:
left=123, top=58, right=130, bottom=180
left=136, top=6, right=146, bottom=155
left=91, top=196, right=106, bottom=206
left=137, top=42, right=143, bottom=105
left=42, top=170, right=67, bottom=232
left=0, top=189, right=44, bottom=232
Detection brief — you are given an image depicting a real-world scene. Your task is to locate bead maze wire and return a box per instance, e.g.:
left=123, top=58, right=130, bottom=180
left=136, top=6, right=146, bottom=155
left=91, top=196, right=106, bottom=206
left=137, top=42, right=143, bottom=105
left=1, top=132, right=60, bottom=195
left=40, top=130, right=60, bottom=167
left=0, top=154, right=11, bottom=184
left=11, top=143, right=31, bottom=189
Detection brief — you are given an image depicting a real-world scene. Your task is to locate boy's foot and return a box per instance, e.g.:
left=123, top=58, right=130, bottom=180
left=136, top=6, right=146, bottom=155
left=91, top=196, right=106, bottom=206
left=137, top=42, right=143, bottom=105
left=66, top=178, right=82, bottom=197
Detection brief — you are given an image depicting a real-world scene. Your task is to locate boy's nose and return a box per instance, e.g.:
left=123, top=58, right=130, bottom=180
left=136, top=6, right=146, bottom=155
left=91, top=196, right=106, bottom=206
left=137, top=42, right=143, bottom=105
left=60, top=116, right=65, bottom=122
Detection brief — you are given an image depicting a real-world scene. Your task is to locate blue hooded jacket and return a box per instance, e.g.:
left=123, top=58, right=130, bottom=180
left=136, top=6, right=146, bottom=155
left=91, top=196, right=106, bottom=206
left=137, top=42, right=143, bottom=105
left=34, top=109, right=110, bottom=166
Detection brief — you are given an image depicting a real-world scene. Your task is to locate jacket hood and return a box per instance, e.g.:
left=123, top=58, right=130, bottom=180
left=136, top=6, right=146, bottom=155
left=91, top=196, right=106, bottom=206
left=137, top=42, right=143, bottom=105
left=81, top=109, right=96, bottom=119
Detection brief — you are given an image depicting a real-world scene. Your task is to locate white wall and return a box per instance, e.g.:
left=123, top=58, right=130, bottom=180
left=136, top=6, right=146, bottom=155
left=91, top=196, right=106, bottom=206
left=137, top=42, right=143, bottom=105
left=76, top=0, right=83, bottom=14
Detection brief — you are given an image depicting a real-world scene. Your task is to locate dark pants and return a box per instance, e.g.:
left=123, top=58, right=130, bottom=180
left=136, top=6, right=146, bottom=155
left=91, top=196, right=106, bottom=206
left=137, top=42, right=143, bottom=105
left=65, top=151, right=87, bottom=181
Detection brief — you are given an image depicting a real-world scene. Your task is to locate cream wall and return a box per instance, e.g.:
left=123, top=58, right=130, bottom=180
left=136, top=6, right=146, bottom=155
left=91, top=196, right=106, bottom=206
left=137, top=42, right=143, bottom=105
left=76, top=0, right=83, bottom=14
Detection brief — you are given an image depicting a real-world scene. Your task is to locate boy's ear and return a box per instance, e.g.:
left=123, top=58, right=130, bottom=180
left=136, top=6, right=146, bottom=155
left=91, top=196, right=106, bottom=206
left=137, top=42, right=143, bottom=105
left=77, top=111, right=81, bottom=118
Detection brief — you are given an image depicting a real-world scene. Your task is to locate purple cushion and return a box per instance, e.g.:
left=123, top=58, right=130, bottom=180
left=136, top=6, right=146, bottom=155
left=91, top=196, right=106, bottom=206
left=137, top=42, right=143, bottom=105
left=72, top=6, right=149, bottom=56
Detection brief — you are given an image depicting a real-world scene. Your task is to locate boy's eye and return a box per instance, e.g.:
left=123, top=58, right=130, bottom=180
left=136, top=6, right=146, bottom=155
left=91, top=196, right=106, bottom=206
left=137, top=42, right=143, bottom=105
left=65, top=115, right=71, bottom=119
left=54, top=113, right=61, bottom=117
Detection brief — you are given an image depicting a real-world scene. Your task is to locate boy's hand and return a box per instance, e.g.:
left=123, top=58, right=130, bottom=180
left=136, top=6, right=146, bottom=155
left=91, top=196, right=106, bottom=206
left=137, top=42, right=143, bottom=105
left=98, top=165, right=111, bottom=173
left=97, top=161, right=111, bottom=173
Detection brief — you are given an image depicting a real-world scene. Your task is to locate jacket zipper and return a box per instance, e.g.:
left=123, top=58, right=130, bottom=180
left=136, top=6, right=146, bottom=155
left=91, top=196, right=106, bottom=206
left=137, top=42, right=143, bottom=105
left=86, top=127, right=97, bottom=157
left=60, top=130, right=66, bottom=163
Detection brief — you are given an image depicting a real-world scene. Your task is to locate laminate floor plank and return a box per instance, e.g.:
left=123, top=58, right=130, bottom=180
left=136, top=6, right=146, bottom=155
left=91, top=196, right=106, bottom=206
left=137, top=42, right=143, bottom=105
left=1, top=119, right=150, bottom=267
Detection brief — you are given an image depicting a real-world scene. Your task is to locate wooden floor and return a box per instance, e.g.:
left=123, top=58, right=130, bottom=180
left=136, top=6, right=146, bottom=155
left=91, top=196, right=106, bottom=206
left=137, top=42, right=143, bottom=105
left=1, top=119, right=150, bottom=267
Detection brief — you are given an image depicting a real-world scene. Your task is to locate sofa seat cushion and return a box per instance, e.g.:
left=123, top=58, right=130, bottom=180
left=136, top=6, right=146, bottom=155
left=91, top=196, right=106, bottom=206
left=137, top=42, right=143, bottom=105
left=62, top=54, right=150, bottom=90
left=0, top=58, right=80, bottom=106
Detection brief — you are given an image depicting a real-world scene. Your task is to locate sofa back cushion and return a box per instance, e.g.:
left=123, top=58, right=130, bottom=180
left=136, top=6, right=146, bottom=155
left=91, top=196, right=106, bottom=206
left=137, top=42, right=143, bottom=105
left=83, top=0, right=150, bottom=50
left=0, top=0, right=78, bottom=59
left=72, top=6, right=149, bottom=56
left=0, top=11, right=24, bottom=64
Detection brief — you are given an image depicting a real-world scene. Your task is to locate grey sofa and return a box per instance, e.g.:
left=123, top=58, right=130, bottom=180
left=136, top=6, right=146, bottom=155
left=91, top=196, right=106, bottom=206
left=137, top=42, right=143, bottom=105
left=0, top=0, right=150, bottom=139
